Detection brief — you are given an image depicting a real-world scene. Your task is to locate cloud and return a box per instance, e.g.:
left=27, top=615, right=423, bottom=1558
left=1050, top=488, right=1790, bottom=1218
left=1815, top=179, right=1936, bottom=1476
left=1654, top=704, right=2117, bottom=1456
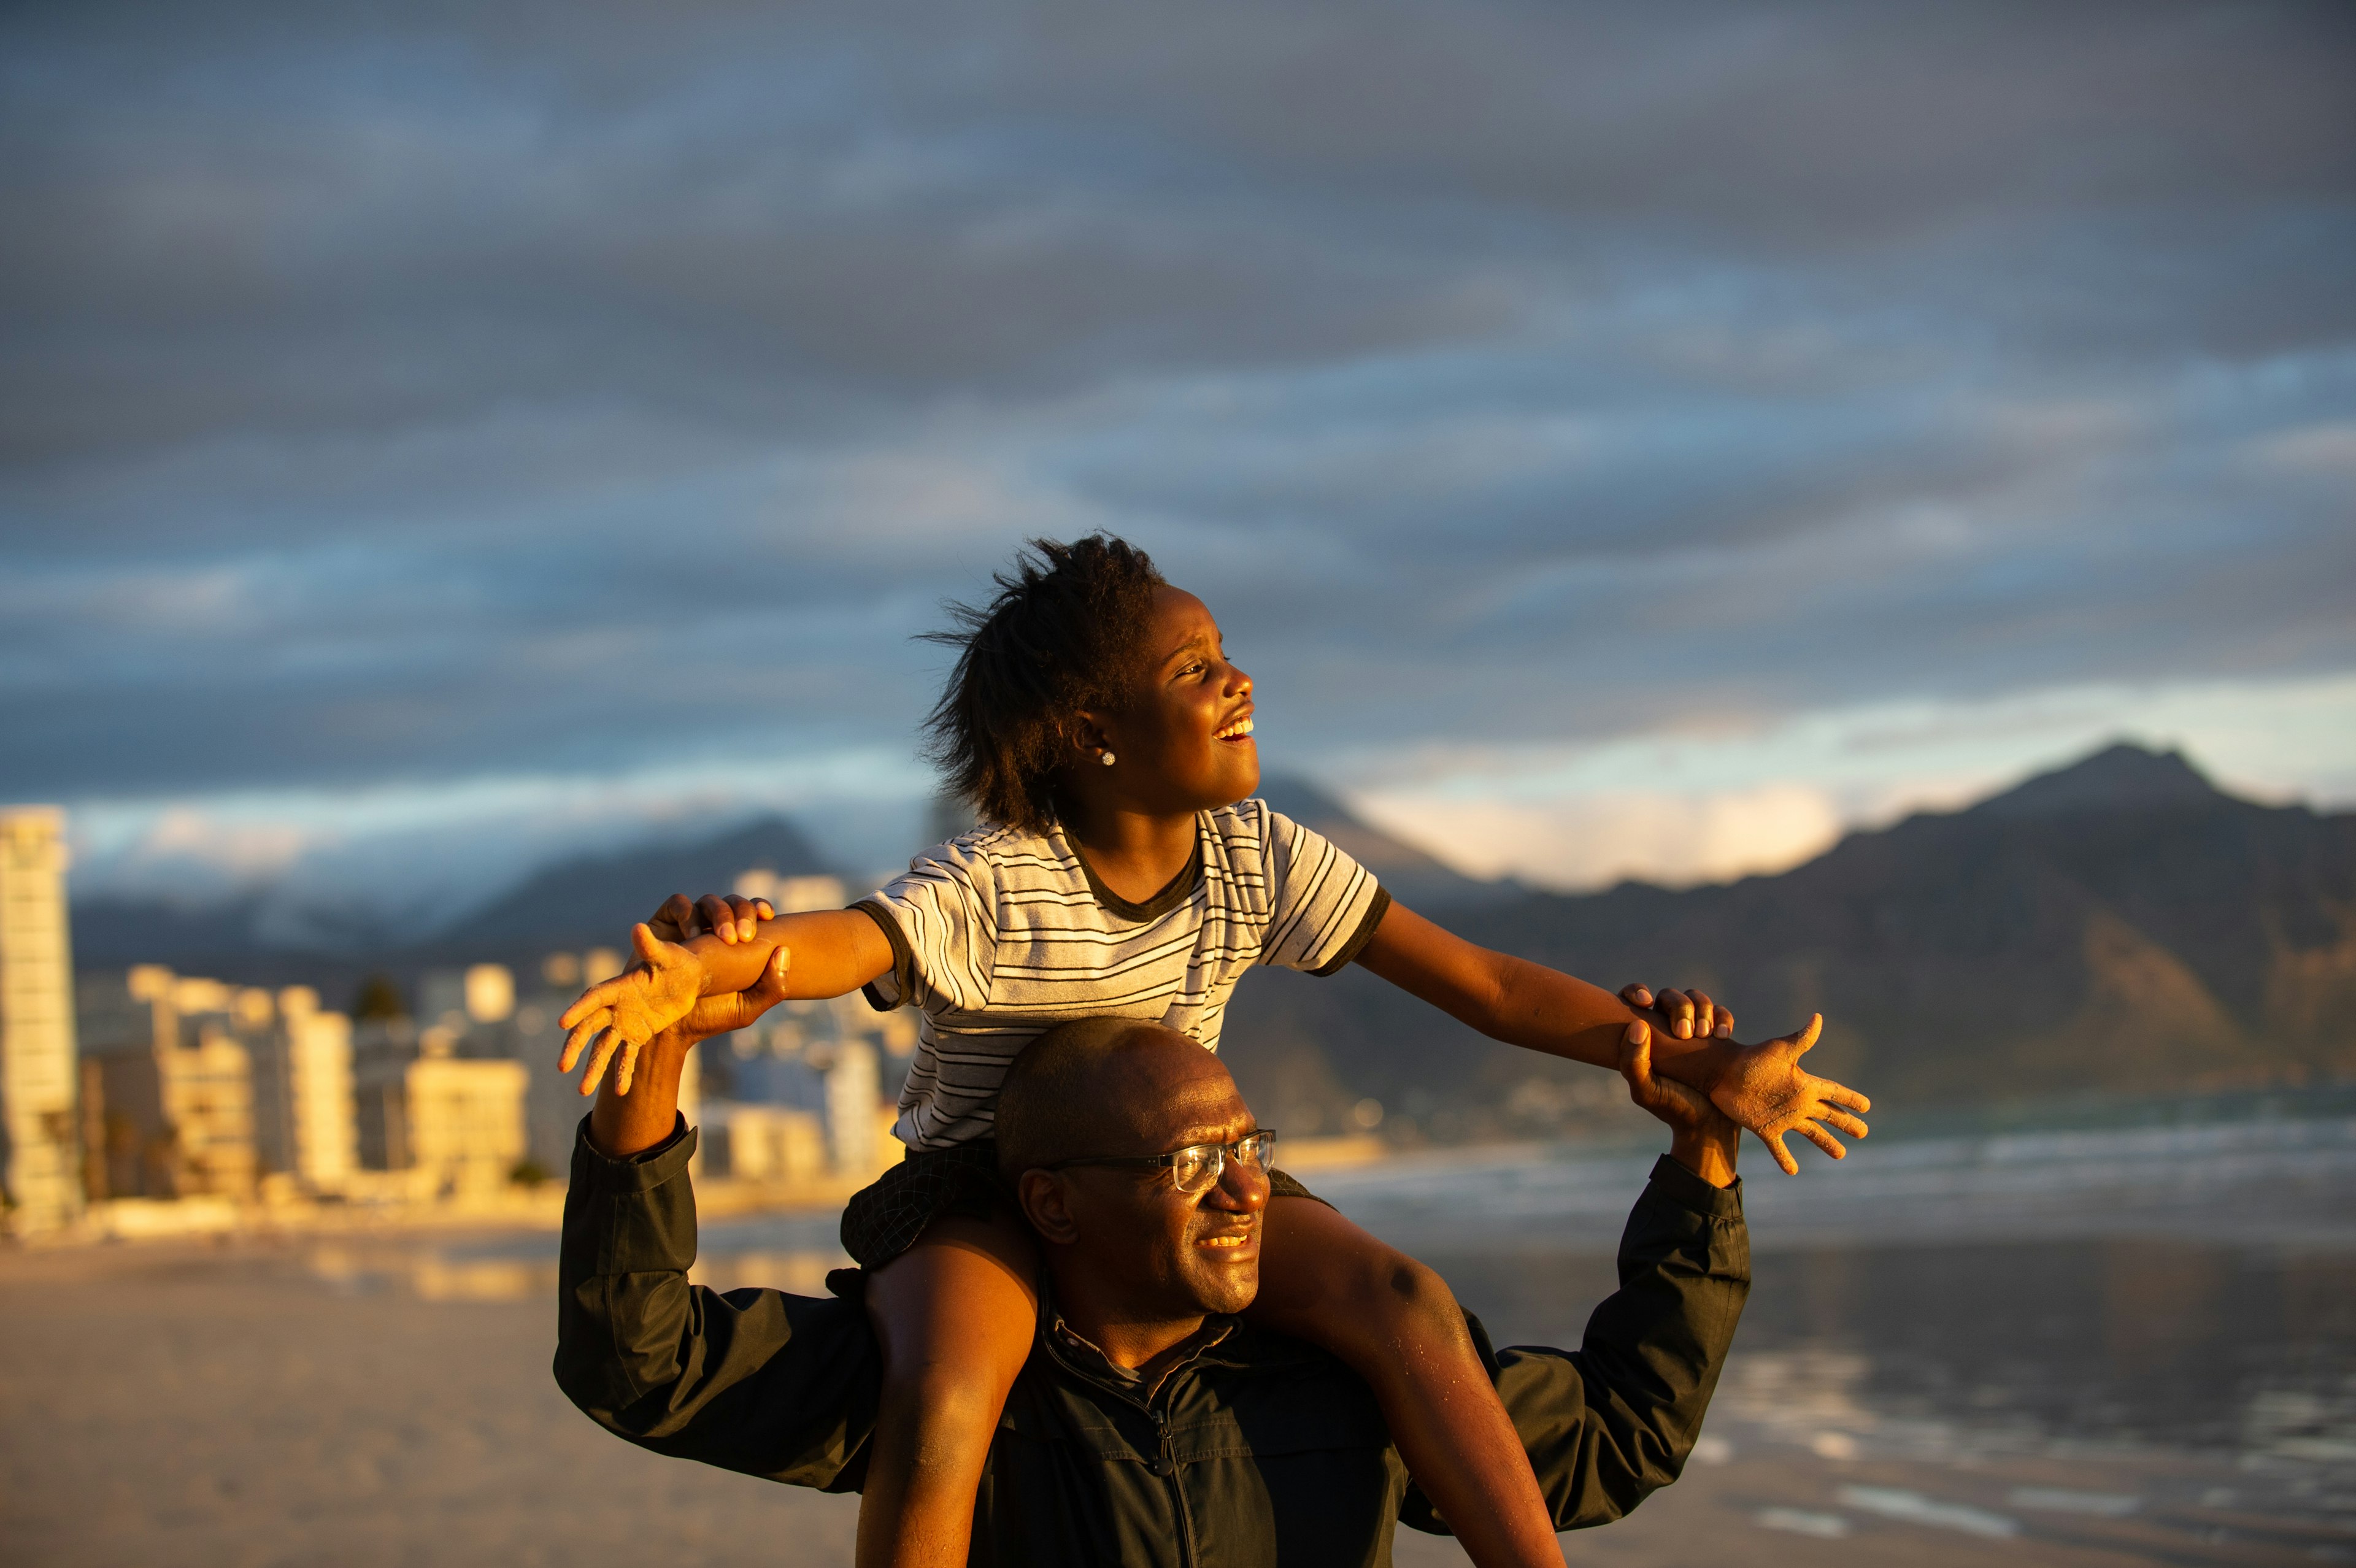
left=1355, top=783, right=1846, bottom=891
left=2256, top=419, right=2356, bottom=476
left=115, top=806, right=320, bottom=894
left=1337, top=672, right=2356, bottom=890
left=1, top=0, right=2350, bottom=870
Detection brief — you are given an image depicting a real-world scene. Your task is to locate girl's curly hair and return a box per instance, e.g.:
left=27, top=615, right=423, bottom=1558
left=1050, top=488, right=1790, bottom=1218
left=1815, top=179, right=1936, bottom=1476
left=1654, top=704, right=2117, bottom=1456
left=921, top=534, right=1166, bottom=835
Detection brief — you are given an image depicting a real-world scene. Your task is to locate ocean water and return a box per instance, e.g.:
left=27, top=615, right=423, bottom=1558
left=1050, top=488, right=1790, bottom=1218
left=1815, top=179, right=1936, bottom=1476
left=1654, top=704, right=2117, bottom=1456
left=1314, top=1112, right=2356, bottom=1454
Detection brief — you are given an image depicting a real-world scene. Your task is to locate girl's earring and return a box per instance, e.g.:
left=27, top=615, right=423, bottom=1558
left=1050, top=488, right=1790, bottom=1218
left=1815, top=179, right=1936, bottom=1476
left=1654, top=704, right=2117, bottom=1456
left=1099, top=751, right=1117, bottom=767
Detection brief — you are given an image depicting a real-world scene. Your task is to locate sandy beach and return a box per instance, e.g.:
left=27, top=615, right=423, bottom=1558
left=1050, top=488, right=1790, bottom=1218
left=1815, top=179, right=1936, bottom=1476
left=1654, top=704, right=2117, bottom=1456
left=7, top=1115, right=2354, bottom=1566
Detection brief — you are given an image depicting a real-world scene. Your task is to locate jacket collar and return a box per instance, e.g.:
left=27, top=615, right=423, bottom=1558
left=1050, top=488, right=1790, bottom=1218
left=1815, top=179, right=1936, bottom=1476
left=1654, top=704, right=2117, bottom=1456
left=1039, top=1286, right=1237, bottom=1408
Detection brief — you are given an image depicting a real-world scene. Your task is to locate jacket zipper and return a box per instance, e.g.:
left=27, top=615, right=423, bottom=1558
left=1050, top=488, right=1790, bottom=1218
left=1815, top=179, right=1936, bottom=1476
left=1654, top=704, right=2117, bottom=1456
left=1042, top=1336, right=1202, bottom=1568
left=1157, top=1417, right=1199, bottom=1568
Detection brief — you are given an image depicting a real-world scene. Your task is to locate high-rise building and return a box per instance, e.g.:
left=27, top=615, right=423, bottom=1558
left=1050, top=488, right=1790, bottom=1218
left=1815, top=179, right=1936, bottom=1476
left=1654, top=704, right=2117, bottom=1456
left=249, top=987, right=358, bottom=1193
left=0, top=807, right=82, bottom=1232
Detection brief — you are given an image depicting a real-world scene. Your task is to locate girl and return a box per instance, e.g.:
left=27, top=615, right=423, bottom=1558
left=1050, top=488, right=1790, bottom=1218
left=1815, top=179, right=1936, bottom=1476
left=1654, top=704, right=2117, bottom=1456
left=560, top=535, right=1867, bottom=1568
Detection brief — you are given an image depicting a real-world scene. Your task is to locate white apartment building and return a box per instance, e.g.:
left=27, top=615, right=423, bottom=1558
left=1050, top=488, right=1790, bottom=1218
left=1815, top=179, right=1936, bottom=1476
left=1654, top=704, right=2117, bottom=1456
left=249, top=987, right=358, bottom=1193
left=0, top=807, right=81, bottom=1232
left=78, top=967, right=262, bottom=1201
left=352, top=1013, right=531, bottom=1201
left=701, top=1102, right=826, bottom=1184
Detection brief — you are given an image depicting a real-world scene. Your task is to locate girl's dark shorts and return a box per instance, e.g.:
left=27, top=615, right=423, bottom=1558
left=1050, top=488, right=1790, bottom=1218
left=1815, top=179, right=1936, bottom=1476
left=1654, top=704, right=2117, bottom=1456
left=840, top=1138, right=1327, bottom=1270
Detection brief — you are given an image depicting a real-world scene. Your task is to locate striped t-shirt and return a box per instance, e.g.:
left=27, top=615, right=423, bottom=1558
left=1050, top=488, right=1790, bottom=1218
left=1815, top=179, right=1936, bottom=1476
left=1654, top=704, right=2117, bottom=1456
left=852, top=799, right=1391, bottom=1152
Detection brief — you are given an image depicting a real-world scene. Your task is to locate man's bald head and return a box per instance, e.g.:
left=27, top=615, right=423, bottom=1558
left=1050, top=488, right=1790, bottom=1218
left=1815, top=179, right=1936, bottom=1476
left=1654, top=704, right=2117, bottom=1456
left=996, top=1018, right=1235, bottom=1178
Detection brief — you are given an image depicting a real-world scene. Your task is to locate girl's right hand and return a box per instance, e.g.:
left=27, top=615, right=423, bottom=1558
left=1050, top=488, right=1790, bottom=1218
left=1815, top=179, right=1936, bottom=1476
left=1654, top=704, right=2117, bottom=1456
left=1619, top=982, right=1733, bottom=1040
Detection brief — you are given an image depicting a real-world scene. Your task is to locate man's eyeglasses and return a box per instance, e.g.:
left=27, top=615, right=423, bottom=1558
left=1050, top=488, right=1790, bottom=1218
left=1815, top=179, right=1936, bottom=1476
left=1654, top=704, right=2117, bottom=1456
left=1044, top=1131, right=1277, bottom=1194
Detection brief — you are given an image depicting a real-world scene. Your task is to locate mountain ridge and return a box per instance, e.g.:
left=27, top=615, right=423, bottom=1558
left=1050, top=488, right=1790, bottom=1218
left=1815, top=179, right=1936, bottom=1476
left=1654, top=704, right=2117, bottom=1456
left=1217, top=744, right=2356, bottom=1137
left=66, top=745, right=2355, bottom=1135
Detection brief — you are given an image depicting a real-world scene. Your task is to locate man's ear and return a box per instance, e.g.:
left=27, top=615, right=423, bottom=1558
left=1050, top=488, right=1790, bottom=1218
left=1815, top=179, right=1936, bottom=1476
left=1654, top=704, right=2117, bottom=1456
left=1017, top=1169, right=1080, bottom=1246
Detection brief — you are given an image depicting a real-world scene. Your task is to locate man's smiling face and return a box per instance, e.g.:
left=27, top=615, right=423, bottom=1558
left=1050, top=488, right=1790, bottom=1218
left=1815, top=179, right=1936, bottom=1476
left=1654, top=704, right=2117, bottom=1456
left=1050, top=1031, right=1269, bottom=1320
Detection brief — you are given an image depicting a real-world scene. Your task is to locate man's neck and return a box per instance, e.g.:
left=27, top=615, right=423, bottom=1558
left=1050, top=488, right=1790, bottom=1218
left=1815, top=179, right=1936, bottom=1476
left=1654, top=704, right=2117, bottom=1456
left=1049, top=1267, right=1211, bottom=1377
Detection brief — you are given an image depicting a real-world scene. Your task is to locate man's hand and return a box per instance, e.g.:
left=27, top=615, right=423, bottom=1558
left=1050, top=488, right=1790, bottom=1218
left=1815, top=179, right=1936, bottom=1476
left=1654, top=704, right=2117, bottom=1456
left=1611, top=979, right=1866, bottom=1172
left=558, top=923, right=710, bottom=1097
left=585, top=945, right=796, bottom=1161
left=1619, top=981, right=1868, bottom=1171
left=1619, top=1022, right=1739, bottom=1187
left=1677, top=1015, right=1868, bottom=1175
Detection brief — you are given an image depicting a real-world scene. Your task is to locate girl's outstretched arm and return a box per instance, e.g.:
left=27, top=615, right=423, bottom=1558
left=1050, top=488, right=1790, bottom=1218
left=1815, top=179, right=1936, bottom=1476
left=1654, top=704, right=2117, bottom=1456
left=656, top=894, right=899, bottom=1002
left=1353, top=901, right=1869, bottom=1173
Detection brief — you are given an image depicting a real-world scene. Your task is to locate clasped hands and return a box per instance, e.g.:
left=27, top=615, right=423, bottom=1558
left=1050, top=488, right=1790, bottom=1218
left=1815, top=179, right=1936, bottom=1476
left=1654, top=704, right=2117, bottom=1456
left=1615, top=982, right=1869, bottom=1175
left=556, top=898, right=786, bottom=1098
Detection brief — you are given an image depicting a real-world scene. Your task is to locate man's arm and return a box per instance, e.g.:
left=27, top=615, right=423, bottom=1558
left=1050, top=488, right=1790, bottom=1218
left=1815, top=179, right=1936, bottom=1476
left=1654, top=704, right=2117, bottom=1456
left=1355, top=901, right=1868, bottom=1173
left=1447, top=1158, right=1748, bottom=1532
left=1401, top=1029, right=1750, bottom=1534
left=553, top=1101, right=882, bottom=1489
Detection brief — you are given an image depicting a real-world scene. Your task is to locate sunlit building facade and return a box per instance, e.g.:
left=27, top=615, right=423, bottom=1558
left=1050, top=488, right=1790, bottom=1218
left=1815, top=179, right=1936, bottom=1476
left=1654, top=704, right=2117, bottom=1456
left=77, top=967, right=261, bottom=1201
left=0, top=807, right=82, bottom=1232
left=353, top=1014, right=531, bottom=1200
left=248, top=987, right=358, bottom=1193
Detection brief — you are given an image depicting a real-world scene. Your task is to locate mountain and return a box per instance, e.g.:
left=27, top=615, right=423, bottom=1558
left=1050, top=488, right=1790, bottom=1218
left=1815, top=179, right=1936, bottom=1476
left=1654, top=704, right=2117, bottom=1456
left=73, top=747, right=2356, bottom=1134
left=1218, top=744, right=2356, bottom=1138
left=428, top=815, right=834, bottom=959
left=63, top=784, right=1469, bottom=993
left=71, top=891, right=281, bottom=975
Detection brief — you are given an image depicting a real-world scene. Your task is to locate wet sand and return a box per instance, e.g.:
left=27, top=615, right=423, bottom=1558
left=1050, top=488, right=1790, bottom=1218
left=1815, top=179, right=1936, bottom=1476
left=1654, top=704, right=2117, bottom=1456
left=0, top=1234, right=858, bottom=1568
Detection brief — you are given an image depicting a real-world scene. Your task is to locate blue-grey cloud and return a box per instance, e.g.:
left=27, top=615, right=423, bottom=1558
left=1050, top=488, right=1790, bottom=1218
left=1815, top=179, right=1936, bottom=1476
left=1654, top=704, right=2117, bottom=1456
left=2, top=0, right=2351, bottom=804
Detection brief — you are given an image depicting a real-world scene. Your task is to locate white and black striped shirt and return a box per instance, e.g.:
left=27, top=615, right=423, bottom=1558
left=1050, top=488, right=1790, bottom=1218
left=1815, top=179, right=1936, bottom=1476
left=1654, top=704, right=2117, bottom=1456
left=854, top=801, right=1390, bottom=1152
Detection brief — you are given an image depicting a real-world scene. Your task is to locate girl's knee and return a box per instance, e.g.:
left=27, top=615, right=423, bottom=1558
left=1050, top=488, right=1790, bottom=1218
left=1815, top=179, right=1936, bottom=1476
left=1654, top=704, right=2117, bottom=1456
left=1298, top=1247, right=1467, bottom=1359
left=1363, top=1253, right=1463, bottom=1335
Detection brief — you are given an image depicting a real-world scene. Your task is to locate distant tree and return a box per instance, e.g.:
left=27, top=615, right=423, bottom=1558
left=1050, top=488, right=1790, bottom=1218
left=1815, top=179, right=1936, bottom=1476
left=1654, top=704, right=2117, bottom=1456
left=352, top=974, right=407, bottom=1021
left=510, top=1156, right=552, bottom=1188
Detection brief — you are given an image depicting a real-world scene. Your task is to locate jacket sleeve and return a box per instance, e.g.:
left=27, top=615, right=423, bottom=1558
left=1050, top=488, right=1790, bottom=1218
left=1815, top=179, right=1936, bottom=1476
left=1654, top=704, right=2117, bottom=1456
left=1399, top=1155, right=1750, bottom=1534
left=550, top=1117, right=880, bottom=1492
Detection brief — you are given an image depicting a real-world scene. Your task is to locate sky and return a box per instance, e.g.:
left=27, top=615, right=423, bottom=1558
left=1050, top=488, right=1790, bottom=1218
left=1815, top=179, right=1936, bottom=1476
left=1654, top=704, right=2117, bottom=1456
left=5, top=0, right=2353, bottom=918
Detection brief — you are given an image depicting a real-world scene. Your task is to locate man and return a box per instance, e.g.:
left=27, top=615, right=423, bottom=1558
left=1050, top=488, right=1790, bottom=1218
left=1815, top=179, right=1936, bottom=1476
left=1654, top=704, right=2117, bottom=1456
left=554, top=950, right=1750, bottom=1567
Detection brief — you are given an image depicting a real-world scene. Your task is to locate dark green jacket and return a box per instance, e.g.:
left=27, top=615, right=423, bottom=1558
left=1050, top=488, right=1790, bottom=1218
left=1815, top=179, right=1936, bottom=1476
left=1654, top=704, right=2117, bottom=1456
left=553, top=1123, right=1749, bottom=1568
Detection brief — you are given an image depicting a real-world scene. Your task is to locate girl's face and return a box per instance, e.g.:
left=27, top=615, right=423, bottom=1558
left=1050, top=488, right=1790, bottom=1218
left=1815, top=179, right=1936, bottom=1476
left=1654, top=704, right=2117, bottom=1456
left=1088, top=585, right=1259, bottom=814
